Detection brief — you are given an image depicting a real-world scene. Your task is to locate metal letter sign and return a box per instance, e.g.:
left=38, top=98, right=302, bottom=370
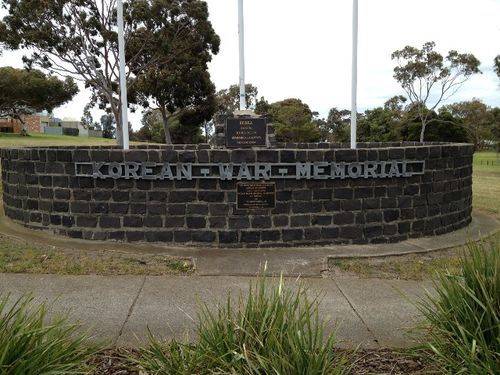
left=75, top=161, right=425, bottom=180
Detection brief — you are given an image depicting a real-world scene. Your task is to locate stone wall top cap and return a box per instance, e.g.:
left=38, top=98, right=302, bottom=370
left=233, top=110, right=258, bottom=117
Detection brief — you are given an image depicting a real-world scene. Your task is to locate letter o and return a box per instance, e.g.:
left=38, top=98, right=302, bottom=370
left=109, top=163, right=123, bottom=179
left=347, top=163, right=362, bottom=178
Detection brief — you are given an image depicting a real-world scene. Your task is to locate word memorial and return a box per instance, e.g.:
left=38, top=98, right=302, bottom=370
left=76, top=160, right=425, bottom=181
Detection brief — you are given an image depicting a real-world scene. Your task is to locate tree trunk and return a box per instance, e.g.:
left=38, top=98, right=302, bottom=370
left=204, top=121, right=209, bottom=143
left=160, top=108, right=172, bottom=144
left=419, top=119, right=426, bottom=143
left=111, top=106, right=123, bottom=147
left=17, top=116, right=28, bottom=136
left=11, top=111, right=28, bottom=136
left=20, top=123, right=28, bottom=136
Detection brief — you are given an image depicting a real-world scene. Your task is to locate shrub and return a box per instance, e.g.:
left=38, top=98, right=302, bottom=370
left=62, top=127, right=79, bottom=136
left=138, top=276, right=345, bottom=374
left=419, top=239, right=499, bottom=374
left=0, top=294, right=98, bottom=374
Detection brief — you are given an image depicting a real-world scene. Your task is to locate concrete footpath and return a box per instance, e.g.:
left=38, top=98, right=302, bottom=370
left=0, top=273, right=432, bottom=349
left=0, top=211, right=497, bottom=349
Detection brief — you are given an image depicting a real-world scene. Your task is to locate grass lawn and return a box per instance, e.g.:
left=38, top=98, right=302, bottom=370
left=328, top=232, right=499, bottom=281
left=473, top=150, right=500, bottom=217
left=328, top=233, right=498, bottom=281
left=0, top=234, right=193, bottom=276
left=0, top=133, right=117, bottom=147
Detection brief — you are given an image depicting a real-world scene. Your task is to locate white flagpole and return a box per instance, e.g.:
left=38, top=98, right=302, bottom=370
left=350, top=0, right=358, bottom=150
left=117, top=0, right=129, bottom=150
left=238, top=0, right=247, bottom=110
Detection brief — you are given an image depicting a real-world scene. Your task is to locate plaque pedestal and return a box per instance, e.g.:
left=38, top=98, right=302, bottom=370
left=214, top=111, right=275, bottom=149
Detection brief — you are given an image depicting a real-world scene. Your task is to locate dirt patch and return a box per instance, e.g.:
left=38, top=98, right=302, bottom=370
left=345, top=349, right=435, bottom=374
left=88, top=348, right=435, bottom=374
left=89, top=349, right=139, bottom=375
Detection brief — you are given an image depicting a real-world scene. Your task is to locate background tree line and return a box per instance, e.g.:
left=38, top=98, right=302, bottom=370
left=132, top=89, right=500, bottom=150
left=1, top=2, right=499, bottom=147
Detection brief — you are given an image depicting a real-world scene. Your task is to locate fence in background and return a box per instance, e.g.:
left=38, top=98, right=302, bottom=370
left=43, top=127, right=63, bottom=136
left=477, top=160, right=499, bottom=166
left=44, top=127, right=103, bottom=138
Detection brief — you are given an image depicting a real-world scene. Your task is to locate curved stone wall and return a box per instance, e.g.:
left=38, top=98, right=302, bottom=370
left=1, top=142, right=473, bottom=247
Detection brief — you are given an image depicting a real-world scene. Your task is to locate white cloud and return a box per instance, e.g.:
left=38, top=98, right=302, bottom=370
left=1, top=0, right=499, bottom=129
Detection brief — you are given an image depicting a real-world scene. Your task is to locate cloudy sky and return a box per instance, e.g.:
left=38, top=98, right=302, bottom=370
left=1, top=0, right=499, bottom=129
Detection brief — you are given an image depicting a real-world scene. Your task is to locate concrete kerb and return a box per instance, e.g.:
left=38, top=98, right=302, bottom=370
left=326, top=210, right=500, bottom=258
left=0, top=208, right=498, bottom=277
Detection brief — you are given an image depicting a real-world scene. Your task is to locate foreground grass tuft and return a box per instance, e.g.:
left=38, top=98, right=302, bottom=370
left=138, top=275, right=346, bottom=375
left=418, top=238, right=499, bottom=374
left=0, top=294, right=98, bottom=374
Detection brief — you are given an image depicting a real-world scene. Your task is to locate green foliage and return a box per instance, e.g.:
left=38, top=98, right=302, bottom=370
left=173, top=108, right=207, bottom=144
left=62, top=128, right=79, bottom=137
left=100, top=114, right=116, bottom=139
left=494, top=55, right=500, bottom=79
left=358, top=108, right=400, bottom=142
left=215, top=84, right=259, bottom=116
left=0, top=0, right=125, bottom=129
left=491, top=107, right=500, bottom=145
left=0, top=22, right=6, bottom=54
left=80, top=102, right=99, bottom=130
left=418, top=239, right=500, bottom=374
left=132, top=109, right=204, bottom=144
left=352, top=95, right=498, bottom=145
left=132, top=110, right=163, bottom=144
left=0, top=67, right=78, bottom=134
left=137, top=276, right=345, bottom=375
left=319, top=108, right=350, bottom=143
left=357, top=96, right=408, bottom=142
left=268, top=98, right=321, bottom=143
left=0, top=294, right=98, bottom=374
left=325, top=96, right=499, bottom=145
left=254, top=96, right=272, bottom=116
left=129, top=0, right=219, bottom=144
left=400, top=106, right=468, bottom=143
left=392, top=41, right=481, bottom=141
left=442, top=99, right=497, bottom=149
left=1, top=0, right=219, bottom=141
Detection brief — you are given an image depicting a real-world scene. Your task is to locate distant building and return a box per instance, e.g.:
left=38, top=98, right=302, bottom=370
left=0, top=114, right=48, bottom=134
left=0, top=117, right=21, bottom=133
left=0, top=114, right=102, bottom=138
left=49, top=117, right=80, bottom=129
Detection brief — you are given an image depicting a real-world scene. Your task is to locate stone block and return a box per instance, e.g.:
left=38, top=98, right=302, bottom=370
left=186, top=217, right=206, bottom=229
left=100, top=216, right=121, bottom=228
left=282, top=229, right=303, bottom=241
left=192, top=231, right=216, bottom=243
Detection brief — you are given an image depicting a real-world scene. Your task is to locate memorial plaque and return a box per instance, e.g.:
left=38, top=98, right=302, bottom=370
left=237, top=182, right=276, bottom=210
left=226, top=117, right=267, bottom=148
